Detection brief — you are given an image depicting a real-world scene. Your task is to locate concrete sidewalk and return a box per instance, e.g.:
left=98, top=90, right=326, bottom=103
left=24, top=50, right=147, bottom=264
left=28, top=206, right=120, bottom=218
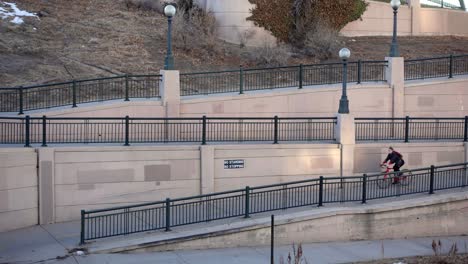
left=1, top=189, right=468, bottom=264
left=1, top=227, right=467, bottom=264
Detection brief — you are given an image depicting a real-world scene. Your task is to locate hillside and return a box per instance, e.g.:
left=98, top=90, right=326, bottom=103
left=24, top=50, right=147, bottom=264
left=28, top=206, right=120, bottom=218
left=2, top=0, right=468, bottom=87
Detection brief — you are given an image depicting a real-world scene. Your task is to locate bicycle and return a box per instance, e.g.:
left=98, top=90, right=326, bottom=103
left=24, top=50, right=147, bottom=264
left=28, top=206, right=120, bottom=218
left=377, top=163, right=413, bottom=189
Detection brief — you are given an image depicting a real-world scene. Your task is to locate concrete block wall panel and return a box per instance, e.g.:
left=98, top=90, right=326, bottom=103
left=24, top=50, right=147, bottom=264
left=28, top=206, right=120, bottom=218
left=0, top=148, right=38, bottom=232
left=194, top=0, right=276, bottom=47
left=342, top=1, right=412, bottom=37
left=52, top=146, right=201, bottom=222
left=213, top=145, right=341, bottom=192
left=27, top=101, right=165, bottom=118
left=180, top=84, right=393, bottom=118
left=405, top=78, right=468, bottom=117
left=419, top=8, right=468, bottom=36
left=354, top=142, right=465, bottom=174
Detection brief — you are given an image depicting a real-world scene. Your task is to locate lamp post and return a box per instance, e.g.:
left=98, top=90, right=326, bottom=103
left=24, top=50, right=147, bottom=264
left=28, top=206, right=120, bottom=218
left=338, top=48, right=351, bottom=114
left=164, top=4, right=176, bottom=70
left=389, top=0, right=401, bottom=57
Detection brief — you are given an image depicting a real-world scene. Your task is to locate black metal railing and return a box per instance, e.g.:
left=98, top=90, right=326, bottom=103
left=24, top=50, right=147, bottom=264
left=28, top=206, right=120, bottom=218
left=405, top=55, right=468, bottom=80
left=180, top=60, right=387, bottom=96
left=0, top=116, right=337, bottom=146
left=80, top=162, right=468, bottom=244
left=355, top=117, right=468, bottom=142
left=0, top=75, right=161, bottom=113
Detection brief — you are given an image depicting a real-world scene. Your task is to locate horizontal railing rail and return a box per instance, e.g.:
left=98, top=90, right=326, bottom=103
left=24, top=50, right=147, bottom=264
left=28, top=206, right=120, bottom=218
left=0, top=116, right=337, bottom=146
left=2, top=54, right=467, bottom=113
left=355, top=116, right=468, bottom=142
left=404, top=55, right=468, bottom=80
left=80, top=161, right=468, bottom=244
left=0, top=74, right=162, bottom=113
left=180, top=60, right=388, bottom=96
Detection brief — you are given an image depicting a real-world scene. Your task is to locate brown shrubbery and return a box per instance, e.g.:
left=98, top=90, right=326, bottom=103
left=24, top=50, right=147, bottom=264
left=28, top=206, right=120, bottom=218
left=172, top=6, right=219, bottom=55
left=247, top=0, right=367, bottom=59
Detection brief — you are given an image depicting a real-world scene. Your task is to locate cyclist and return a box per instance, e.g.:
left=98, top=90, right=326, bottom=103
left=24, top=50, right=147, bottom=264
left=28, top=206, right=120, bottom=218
left=381, top=147, right=405, bottom=184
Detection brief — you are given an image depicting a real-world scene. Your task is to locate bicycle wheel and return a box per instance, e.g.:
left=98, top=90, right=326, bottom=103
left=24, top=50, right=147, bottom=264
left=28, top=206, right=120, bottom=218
left=377, top=174, right=392, bottom=189
left=399, top=169, right=412, bottom=186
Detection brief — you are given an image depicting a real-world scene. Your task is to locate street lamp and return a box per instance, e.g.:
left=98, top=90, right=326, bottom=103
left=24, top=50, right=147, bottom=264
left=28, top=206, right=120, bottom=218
left=164, top=4, right=176, bottom=70
left=389, top=0, right=401, bottom=57
left=338, top=48, right=351, bottom=114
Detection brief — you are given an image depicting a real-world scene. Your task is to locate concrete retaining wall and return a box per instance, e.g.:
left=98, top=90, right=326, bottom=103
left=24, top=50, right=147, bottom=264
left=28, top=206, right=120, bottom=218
left=42, top=146, right=202, bottom=223
left=1, top=141, right=467, bottom=231
left=116, top=192, right=468, bottom=253
left=354, top=142, right=465, bottom=174
left=194, top=0, right=468, bottom=46
left=405, top=78, right=468, bottom=117
left=0, top=148, right=38, bottom=232
left=23, top=75, right=468, bottom=119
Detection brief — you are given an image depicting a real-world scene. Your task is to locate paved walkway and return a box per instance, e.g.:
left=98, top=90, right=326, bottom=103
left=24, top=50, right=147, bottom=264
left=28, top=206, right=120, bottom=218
left=1, top=189, right=467, bottom=264
left=1, top=225, right=467, bottom=264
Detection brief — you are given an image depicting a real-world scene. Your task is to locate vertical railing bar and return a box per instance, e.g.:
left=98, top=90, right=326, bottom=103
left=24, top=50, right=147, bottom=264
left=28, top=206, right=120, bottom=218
left=41, top=115, right=47, bottom=147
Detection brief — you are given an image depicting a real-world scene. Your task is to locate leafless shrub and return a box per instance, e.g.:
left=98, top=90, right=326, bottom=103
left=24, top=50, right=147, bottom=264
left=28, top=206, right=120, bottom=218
left=237, top=28, right=256, bottom=48
left=302, top=22, right=343, bottom=60
left=244, top=42, right=291, bottom=67
left=279, top=243, right=309, bottom=264
left=123, top=0, right=163, bottom=12
left=172, top=6, right=219, bottom=54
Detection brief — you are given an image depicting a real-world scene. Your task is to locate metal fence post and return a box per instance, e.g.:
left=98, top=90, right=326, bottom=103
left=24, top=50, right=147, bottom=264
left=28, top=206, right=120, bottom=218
left=299, top=64, right=303, bottom=89
left=80, top=210, right=85, bottom=245
left=404, top=116, right=410, bottom=143
left=24, top=115, right=30, bottom=147
left=41, top=115, right=47, bottom=147
left=239, top=66, right=244, bottom=94
left=318, top=176, right=324, bottom=207
left=273, top=116, right=279, bottom=144
left=244, top=186, right=250, bottom=218
left=270, top=215, right=274, bottom=264
left=72, top=80, right=77, bottom=108
left=362, top=174, right=367, bottom=204
left=464, top=116, right=468, bottom=142
left=124, top=116, right=130, bottom=146
left=429, top=165, right=435, bottom=194
left=357, top=60, right=362, bottom=84
left=202, top=115, right=207, bottom=145
left=449, top=54, right=454, bottom=79
left=125, top=74, right=130, bottom=101
left=19, top=87, right=24, bottom=115
left=165, top=198, right=171, bottom=231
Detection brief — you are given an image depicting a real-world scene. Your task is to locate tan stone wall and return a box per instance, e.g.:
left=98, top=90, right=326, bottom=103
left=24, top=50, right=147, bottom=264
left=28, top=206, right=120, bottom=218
left=27, top=100, right=165, bottom=118
left=180, top=84, right=393, bottom=118
left=0, top=141, right=467, bottom=229
left=194, top=0, right=276, bottom=47
left=51, top=146, right=201, bottom=222
left=419, top=8, right=468, bottom=36
left=0, top=148, right=38, bottom=232
left=342, top=1, right=413, bottom=37
left=213, top=144, right=341, bottom=192
left=405, top=78, right=468, bottom=117
left=354, top=142, right=465, bottom=174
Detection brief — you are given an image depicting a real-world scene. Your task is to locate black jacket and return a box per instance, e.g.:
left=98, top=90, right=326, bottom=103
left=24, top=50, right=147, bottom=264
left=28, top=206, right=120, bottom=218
left=384, top=151, right=402, bottom=164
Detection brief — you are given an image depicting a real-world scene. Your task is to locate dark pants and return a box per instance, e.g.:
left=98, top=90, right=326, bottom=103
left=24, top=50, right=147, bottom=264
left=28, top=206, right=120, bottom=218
left=393, top=163, right=402, bottom=182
